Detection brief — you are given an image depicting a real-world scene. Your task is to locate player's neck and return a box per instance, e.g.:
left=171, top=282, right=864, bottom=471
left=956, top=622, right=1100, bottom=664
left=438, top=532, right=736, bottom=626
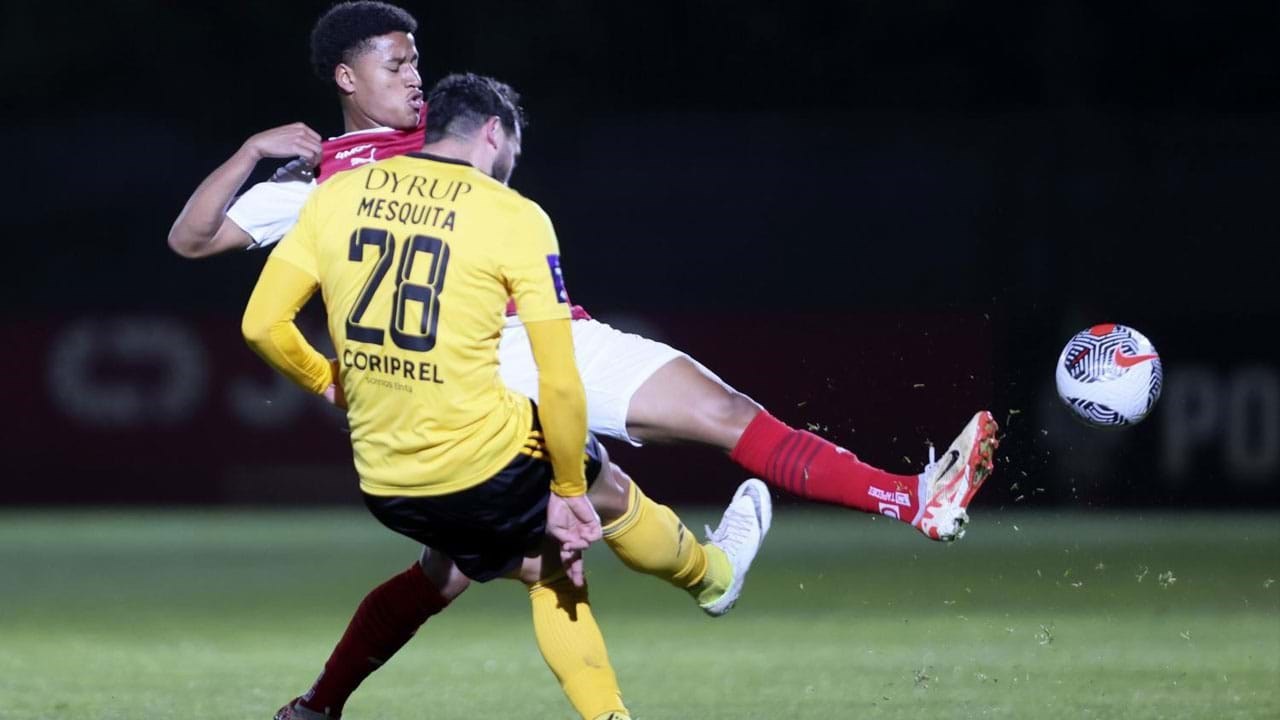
left=342, top=105, right=384, bottom=133
left=339, top=97, right=403, bottom=134
left=420, top=139, right=488, bottom=174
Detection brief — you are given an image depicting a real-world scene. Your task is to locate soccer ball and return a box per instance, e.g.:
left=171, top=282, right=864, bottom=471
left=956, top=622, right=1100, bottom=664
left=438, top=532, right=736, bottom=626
left=1055, top=323, right=1163, bottom=428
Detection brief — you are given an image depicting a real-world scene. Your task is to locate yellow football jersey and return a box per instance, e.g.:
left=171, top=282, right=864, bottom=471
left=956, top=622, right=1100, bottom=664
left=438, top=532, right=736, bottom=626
left=271, top=153, right=571, bottom=497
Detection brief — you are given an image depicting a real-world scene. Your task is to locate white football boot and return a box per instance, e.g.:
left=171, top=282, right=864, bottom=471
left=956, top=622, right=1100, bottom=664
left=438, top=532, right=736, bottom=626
left=700, top=478, right=773, bottom=617
left=911, top=410, right=1000, bottom=542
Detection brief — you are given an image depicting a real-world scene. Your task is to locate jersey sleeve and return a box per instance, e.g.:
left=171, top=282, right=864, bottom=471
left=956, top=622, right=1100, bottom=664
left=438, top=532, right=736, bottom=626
left=226, top=160, right=316, bottom=250
left=503, top=202, right=573, bottom=325
left=268, top=189, right=322, bottom=281
left=241, top=257, right=331, bottom=395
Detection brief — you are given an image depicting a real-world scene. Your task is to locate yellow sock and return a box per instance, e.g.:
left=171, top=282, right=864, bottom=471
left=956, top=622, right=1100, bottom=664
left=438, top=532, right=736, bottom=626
left=528, top=575, right=628, bottom=720
left=602, top=481, right=733, bottom=606
left=697, top=544, right=733, bottom=607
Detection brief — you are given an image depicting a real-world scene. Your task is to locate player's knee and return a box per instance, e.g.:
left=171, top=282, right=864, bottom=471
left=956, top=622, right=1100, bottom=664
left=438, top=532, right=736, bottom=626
left=590, top=462, right=633, bottom=524
left=513, top=550, right=562, bottom=587
left=417, top=547, right=470, bottom=600
left=698, top=388, right=762, bottom=440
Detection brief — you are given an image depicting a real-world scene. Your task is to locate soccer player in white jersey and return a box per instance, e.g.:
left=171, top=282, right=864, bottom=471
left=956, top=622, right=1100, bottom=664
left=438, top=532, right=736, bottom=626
left=167, top=3, right=999, bottom=717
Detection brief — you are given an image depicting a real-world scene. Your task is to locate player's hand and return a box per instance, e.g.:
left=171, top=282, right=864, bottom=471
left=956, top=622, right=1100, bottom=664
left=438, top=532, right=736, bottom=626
left=546, top=493, right=602, bottom=587
left=241, top=122, right=323, bottom=166
left=323, top=359, right=347, bottom=409
left=322, top=383, right=347, bottom=409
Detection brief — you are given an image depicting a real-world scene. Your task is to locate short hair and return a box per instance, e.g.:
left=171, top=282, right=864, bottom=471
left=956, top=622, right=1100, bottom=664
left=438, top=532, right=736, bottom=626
left=310, top=1, right=418, bottom=87
left=423, top=73, right=526, bottom=144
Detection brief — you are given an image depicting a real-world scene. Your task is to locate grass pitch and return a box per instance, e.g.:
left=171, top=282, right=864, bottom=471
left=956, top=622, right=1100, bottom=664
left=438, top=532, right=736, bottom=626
left=1, top=508, right=1276, bottom=720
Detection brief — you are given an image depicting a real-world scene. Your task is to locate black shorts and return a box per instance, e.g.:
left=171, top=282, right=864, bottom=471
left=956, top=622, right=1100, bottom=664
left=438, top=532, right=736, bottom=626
left=363, top=408, right=605, bottom=582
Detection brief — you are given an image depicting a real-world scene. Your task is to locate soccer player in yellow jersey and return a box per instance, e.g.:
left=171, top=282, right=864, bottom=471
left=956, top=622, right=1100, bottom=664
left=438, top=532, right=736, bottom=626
left=243, top=74, right=771, bottom=720
left=170, top=3, right=995, bottom=716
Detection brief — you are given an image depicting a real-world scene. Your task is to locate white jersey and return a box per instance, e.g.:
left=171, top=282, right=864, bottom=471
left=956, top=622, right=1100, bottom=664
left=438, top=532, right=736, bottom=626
left=225, top=158, right=315, bottom=249
left=228, top=125, right=416, bottom=249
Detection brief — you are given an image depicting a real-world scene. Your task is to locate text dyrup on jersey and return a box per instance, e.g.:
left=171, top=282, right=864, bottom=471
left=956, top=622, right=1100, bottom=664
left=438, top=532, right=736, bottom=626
left=354, top=166, right=472, bottom=230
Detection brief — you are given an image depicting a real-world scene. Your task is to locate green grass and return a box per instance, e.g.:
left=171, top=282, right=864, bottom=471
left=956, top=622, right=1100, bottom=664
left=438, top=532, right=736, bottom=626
left=1, top=508, right=1277, bottom=719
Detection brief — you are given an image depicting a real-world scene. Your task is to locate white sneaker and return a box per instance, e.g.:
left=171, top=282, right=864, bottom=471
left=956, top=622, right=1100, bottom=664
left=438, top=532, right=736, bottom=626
left=700, top=478, right=772, bottom=617
left=911, top=410, right=1000, bottom=542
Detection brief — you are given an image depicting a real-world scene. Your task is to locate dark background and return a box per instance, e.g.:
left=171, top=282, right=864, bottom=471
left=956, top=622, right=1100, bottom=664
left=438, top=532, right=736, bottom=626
left=3, top=1, right=1277, bottom=508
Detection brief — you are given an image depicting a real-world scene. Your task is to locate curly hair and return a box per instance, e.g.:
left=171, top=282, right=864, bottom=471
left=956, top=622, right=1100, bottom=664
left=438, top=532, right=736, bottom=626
left=310, top=1, right=418, bottom=87
left=423, top=73, right=526, bottom=143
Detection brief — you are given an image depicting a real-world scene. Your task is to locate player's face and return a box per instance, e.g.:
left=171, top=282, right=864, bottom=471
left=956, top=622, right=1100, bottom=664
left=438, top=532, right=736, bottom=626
left=342, top=32, right=423, bottom=130
left=490, top=124, right=521, bottom=185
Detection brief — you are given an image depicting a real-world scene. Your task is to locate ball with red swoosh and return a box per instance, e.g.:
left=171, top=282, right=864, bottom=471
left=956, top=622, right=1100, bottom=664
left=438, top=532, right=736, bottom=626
left=1055, top=323, right=1162, bottom=427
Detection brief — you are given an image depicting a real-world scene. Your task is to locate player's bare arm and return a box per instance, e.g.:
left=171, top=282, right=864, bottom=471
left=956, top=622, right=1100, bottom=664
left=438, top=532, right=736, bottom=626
left=168, top=123, right=322, bottom=258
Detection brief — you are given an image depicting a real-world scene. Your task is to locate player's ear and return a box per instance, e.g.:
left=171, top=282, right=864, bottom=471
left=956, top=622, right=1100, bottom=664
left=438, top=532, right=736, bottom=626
left=483, top=116, right=503, bottom=149
left=334, top=63, right=358, bottom=94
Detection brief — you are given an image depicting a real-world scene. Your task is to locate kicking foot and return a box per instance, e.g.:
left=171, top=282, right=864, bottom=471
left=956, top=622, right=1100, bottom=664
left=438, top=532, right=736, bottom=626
left=912, top=411, right=1000, bottom=542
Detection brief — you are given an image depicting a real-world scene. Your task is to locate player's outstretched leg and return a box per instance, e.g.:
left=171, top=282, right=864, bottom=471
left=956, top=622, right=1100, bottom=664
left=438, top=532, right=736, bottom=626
left=911, top=410, right=1000, bottom=541
left=275, top=551, right=469, bottom=719
left=627, top=357, right=998, bottom=538
left=596, top=462, right=770, bottom=615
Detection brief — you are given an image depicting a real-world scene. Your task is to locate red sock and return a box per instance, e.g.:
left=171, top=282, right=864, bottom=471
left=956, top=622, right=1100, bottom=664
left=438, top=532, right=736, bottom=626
left=730, top=411, right=921, bottom=521
left=300, top=562, right=450, bottom=716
